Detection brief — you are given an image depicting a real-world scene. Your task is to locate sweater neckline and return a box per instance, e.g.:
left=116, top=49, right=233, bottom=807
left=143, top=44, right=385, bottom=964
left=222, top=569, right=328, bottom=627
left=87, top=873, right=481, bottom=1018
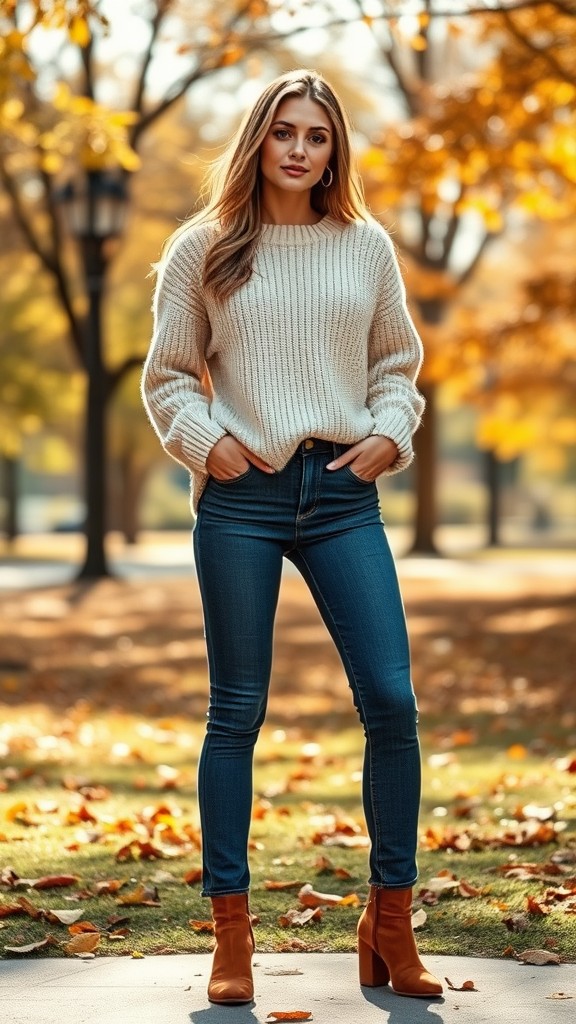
left=258, top=215, right=341, bottom=246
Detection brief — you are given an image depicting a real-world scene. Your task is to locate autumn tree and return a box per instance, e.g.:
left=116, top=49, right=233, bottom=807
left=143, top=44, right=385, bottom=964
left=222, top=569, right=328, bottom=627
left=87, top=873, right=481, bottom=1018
left=0, top=0, right=311, bottom=575
left=355, top=0, right=576, bottom=551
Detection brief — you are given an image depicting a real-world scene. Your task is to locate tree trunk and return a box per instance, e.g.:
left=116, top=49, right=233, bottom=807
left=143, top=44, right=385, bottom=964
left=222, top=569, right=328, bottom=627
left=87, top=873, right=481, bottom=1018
left=485, top=449, right=501, bottom=547
left=409, top=382, right=440, bottom=555
left=77, top=234, right=112, bottom=580
left=2, top=454, right=18, bottom=543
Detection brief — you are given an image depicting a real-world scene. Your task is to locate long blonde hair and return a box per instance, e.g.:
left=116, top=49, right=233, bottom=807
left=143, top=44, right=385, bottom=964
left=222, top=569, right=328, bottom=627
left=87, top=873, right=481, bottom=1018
left=158, top=69, right=370, bottom=300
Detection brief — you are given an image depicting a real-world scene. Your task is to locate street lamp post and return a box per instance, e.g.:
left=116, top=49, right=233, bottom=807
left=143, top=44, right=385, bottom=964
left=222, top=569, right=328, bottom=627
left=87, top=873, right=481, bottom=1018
left=58, top=171, right=127, bottom=579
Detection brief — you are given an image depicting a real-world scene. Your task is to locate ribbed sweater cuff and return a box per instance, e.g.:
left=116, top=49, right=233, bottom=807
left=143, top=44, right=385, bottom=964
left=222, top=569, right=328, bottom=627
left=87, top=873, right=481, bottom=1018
left=370, top=417, right=414, bottom=473
left=177, top=414, right=228, bottom=472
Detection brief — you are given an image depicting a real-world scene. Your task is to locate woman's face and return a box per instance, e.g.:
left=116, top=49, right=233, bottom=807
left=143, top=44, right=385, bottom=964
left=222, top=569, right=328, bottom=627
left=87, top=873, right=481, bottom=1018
left=259, top=94, right=334, bottom=194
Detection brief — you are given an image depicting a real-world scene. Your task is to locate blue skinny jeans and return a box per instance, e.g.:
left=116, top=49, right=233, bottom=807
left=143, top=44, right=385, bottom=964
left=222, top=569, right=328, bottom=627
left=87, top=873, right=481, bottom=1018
left=192, top=438, right=421, bottom=897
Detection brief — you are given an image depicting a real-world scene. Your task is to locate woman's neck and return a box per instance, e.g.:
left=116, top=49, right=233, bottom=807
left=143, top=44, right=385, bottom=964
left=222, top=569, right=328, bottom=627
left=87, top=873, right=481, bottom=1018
left=260, top=188, right=323, bottom=226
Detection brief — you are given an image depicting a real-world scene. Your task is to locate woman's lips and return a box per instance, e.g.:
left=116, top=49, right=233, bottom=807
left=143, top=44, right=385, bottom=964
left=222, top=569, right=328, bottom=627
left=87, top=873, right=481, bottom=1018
left=281, top=166, right=308, bottom=176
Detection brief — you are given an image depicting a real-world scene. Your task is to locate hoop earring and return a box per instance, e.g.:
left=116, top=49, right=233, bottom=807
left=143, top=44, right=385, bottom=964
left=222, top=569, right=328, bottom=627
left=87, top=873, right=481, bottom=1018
left=321, top=166, right=333, bottom=188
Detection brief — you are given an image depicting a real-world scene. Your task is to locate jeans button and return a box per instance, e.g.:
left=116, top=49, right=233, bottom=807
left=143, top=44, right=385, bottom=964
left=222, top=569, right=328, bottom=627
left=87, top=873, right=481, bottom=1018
left=304, top=439, right=314, bottom=449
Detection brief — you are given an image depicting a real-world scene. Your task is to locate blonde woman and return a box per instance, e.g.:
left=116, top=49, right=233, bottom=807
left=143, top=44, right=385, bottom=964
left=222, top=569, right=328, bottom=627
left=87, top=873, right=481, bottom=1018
left=141, top=69, right=442, bottom=1005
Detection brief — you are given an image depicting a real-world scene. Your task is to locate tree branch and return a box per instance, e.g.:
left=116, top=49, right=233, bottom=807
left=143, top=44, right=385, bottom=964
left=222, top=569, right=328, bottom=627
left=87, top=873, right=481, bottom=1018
left=501, top=9, right=576, bottom=85
left=131, top=0, right=171, bottom=121
left=38, top=163, right=84, bottom=359
left=0, top=155, right=56, bottom=273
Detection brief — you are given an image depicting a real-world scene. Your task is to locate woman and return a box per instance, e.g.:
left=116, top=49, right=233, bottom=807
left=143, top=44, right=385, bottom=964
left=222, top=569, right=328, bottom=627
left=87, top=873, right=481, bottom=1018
left=141, top=68, right=442, bottom=1004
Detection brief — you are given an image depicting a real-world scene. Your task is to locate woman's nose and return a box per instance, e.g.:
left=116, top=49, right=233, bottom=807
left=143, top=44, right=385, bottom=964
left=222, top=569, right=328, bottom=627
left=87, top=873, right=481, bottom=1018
left=289, top=137, right=306, bottom=157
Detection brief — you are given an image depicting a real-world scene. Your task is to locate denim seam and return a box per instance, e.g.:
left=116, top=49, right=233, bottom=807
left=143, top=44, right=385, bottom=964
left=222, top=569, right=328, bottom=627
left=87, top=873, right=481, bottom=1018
left=294, top=548, right=386, bottom=886
left=193, top=515, right=218, bottom=897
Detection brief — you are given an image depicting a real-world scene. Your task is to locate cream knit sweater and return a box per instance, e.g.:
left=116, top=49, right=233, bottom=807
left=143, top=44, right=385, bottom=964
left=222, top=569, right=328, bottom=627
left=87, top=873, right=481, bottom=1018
left=141, top=214, right=425, bottom=516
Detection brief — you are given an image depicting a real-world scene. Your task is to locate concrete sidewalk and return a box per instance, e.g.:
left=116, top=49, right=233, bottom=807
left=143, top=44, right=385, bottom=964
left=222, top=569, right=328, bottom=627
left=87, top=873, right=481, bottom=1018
left=0, top=952, right=574, bottom=1024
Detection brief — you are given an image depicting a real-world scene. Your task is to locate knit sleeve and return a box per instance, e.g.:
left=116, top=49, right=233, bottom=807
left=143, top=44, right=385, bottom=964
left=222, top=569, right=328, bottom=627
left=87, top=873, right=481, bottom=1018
left=140, top=228, right=228, bottom=474
left=367, top=230, right=426, bottom=473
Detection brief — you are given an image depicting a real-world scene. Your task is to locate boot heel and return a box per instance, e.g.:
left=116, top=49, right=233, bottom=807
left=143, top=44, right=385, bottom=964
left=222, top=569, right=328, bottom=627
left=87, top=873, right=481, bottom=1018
left=358, top=936, right=390, bottom=987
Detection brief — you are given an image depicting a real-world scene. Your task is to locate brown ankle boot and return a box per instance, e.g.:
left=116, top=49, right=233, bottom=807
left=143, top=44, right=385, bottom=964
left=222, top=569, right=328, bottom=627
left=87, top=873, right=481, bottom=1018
left=207, top=893, right=255, bottom=1005
left=357, top=885, right=443, bottom=998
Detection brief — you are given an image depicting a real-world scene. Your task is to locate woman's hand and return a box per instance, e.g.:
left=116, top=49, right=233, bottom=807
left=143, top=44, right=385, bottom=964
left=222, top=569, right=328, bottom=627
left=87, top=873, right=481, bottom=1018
left=206, top=435, right=275, bottom=481
left=325, top=435, right=399, bottom=481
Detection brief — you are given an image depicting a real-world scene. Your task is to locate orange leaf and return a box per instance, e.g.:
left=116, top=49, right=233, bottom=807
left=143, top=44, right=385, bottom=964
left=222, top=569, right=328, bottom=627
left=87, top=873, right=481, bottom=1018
left=527, top=896, right=551, bottom=915
left=189, top=919, right=214, bottom=933
left=116, top=883, right=160, bottom=906
left=93, top=879, right=125, bottom=895
left=265, top=1013, right=312, bottom=1021
left=68, top=921, right=99, bottom=934
left=64, top=932, right=100, bottom=954
left=265, top=880, right=305, bottom=890
left=278, top=907, right=322, bottom=927
left=298, top=883, right=342, bottom=908
left=184, top=868, right=202, bottom=885
left=32, top=875, right=78, bottom=890
left=0, top=903, right=25, bottom=917
left=445, top=977, right=478, bottom=991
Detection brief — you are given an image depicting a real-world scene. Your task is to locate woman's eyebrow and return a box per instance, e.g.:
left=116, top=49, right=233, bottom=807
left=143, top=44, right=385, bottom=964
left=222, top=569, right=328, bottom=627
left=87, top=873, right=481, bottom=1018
left=271, top=119, right=331, bottom=133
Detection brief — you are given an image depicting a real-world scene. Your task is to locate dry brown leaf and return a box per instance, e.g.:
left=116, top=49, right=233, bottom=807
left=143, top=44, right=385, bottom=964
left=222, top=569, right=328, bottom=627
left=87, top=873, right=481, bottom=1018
left=265, top=1013, right=312, bottom=1022
left=503, top=913, right=530, bottom=932
left=0, top=903, right=25, bottom=918
left=15, top=895, right=43, bottom=918
left=298, top=883, right=342, bottom=908
left=32, top=875, right=78, bottom=890
left=116, top=883, right=160, bottom=906
left=183, top=868, right=202, bottom=886
left=68, top=921, right=99, bottom=935
left=93, top=879, right=126, bottom=895
left=265, top=880, right=305, bottom=890
left=44, top=909, right=84, bottom=925
left=412, top=908, right=427, bottom=929
left=526, top=895, right=551, bottom=915
left=515, top=948, right=561, bottom=965
left=189, top=919, right=214, bottom=933
left=546, top=993, right=574, bottom=999
left=278, top=907, right=323, bottom=927
left=458, top=880, right=482, bottom=897
left=4, top=936, right=57, bottom=953
left=445, top=977, right=478, bottom=991
left=64, top=932, right=100, bottom=954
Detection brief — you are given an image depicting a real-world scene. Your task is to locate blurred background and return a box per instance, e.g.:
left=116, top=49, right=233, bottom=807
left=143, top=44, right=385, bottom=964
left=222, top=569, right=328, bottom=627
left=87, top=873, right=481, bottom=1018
left=0, top=0, right=575, bottom=579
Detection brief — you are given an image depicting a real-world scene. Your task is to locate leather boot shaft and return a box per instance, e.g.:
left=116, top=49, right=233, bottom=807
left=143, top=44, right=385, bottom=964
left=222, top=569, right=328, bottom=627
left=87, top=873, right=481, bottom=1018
left=207, top=893, right=255, bottom=1005
left=357, top=885, right=443, bottom=998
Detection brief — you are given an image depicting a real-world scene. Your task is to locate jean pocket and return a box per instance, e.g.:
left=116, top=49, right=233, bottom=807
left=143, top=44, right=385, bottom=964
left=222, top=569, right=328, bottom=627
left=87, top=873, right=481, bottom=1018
left=342, top=464, right=374, bottom=485
left=210, top=464, right=253, bottom=485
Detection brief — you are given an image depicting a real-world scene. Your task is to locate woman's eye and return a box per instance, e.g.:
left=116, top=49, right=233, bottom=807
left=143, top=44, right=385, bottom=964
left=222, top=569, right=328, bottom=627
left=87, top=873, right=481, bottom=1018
left=273, top=129, right=290, bottom=139
left=310, top=134, right=327, bottom=145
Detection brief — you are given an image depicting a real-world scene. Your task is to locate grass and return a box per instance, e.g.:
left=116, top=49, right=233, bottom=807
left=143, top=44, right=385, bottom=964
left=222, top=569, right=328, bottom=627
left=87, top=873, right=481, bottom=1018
left=0, top=566, right=574, bottom=960
left=0, top=708, right=574, bottom=961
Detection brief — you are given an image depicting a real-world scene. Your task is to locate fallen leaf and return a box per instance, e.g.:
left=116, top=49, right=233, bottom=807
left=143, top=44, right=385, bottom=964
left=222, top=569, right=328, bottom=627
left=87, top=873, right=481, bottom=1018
left=32, top=875, right=78, bottom=890
left=546, top=993, right=574, bottom=999
left=503, top=913, right=530, bottom=932
left=64, top=932, right=100, bottom=954
left=515, top=948, right=561, bottom=965
left=526, top=896, right=550, bottom=915
left=68, top=921, right=100, bottom=935
left=93, top=879, right=125, bottom=895
left=265, top=1013, right=312, bottom=1022
left=189, top=920, right=214, bottom=933
left=298, top=883, right=343, bottom=908
left=0, top=903, right=25, bottom=918
left=184, top=869, right=202, bottom=886
left=4, top=936, right=57, bottom=953
left=265, top=880, right=305, bottom=890
left=44, top=909, right=85, bottom=925
left=278, top=907, right=323, bottom=927
left=116, top=883, right=160, bottom=906
left=445, top=977, right=478, bottom=991
left=131, top=950, right=145, bottom=958
left=412, top=908, right=427, bottom=929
